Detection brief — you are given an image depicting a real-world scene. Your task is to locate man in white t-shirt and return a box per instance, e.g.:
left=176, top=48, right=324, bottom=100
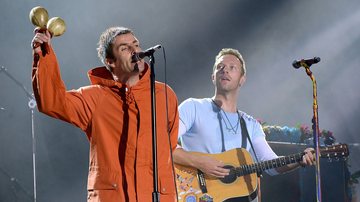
left=173, top=48, right=315, bottom=202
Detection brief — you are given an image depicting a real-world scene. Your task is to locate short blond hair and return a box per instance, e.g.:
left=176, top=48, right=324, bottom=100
left=213, top=48, right=246, bottom=76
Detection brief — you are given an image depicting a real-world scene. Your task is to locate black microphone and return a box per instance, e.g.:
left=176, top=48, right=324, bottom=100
left=131, top=44, right=162, bottom=63
left=292, top=57, right=321, bottom=69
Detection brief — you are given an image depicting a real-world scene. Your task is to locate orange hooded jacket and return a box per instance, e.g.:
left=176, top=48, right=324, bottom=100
left=32, top=46, right=179, bottom=201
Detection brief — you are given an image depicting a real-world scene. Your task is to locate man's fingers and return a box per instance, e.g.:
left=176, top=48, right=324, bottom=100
left=213, top=167, right=230, bottom=177
left=211, top=170, right=229, bottom=178
left=302, top=152, right=316, bottom=166
left=37, top=33, right=50, bottom=42
left=32, top=32, right=51, bottom=48
left=218, top=167, right=230, bottom=173
left=45, top=30, right=52, bottom=38
left=33, top=27, right=41, bottom=34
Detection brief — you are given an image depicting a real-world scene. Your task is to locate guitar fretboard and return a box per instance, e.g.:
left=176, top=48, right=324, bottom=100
left=235, top=152, right=305, bottom=176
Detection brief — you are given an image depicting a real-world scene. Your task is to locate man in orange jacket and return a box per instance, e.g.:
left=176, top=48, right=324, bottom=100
left=31, top=26, right=179, bottom=201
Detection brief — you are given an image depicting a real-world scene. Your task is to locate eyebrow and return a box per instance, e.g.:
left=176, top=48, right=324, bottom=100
left=115, top=39, right=139, bottom=50
left=120, top=39, right=138, bottom=46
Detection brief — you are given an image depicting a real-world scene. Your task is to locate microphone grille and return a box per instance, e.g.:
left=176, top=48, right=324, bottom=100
left=314, top=57, right=321, bottom=63
left=292, top=60, right=301, bottom=69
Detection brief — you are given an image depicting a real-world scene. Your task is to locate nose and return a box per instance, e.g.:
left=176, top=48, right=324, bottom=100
left=220, top=65, right=229, bottom=73
left=129, top=45, right=142, bottom=63
left=128, top=45, right=136, bottom=54
left=131, top=44, right=142, bottom=52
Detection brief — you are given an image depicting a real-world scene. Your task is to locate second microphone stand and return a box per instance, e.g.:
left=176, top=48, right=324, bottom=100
left=301, top=62, right=322, bottom=202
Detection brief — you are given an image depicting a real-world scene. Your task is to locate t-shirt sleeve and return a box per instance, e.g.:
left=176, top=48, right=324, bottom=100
left=251, top=120, right=279, bottom=175
left=178, top=98, right=197, bottom=139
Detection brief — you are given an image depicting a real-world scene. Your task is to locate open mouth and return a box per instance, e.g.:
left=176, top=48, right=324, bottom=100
left=131, top=53, right=140, bottom=63
left=220, top=77, right=230, bottom=81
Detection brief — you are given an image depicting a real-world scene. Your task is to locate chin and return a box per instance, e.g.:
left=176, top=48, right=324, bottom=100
left=136, top=63, right=145, bottom=73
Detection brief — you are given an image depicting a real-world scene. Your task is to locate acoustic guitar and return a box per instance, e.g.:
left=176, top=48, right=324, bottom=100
left=175, top=144, right=349, bottom=202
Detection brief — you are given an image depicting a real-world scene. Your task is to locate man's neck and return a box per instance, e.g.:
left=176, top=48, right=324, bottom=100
left=112, top=72, right=140, bottom=87
left=212, top=93, right=238, bottom=112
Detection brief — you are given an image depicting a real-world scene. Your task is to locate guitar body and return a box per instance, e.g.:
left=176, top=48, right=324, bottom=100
left=175, top=148, right=258, bottom=202
left=175, top=144, right=349, bottom=202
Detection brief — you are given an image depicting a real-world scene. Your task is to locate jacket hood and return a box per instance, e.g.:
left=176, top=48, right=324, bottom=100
left=87, top=64, right=150, bottom=91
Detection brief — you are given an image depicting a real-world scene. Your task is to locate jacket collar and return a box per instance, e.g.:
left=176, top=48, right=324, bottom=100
left=87, top=63, right=150, bottom=92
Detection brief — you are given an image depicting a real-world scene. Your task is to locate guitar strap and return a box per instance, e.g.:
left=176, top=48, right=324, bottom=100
left=214, top=112, right=261, bottom=201
left=216, top=110, right=248, bottom=152
left=216, top=106, right=261, bottom=176
left=239, top=114, right=262, bottom=202
left=217, top=112, right=227, bottom=152
left=238, top=113, right=248, bottom=150
left=239, top=113, right=262, bottom=177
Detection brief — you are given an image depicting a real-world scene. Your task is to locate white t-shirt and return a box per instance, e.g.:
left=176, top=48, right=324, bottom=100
left=178, top=98, right=279, bottom=175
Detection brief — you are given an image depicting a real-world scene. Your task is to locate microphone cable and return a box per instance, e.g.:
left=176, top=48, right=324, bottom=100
left=161, top=46, right=179, bottom=202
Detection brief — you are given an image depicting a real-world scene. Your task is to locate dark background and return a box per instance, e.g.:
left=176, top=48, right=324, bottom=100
left=1, top=0, right=359, bottom=201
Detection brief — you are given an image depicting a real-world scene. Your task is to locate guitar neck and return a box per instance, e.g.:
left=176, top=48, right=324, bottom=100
left=234, top=144, right=348, bottom=176
left=236, top=152, right=305, bottom=176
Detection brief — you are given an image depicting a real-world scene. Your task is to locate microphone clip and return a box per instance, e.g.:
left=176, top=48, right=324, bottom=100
left=292, top=57, right=321, bottom=69
left=131, top=45, right=162, bottom=63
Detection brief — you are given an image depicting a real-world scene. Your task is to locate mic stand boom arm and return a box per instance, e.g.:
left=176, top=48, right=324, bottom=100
left=301, top=62, right=322, bottom=202
left=0, top=66, right=34, bottom=100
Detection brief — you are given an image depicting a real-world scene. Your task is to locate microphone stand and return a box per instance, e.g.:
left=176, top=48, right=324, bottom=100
left=0, top=66, right=37, bottom=202
left=300, top=62, right=322, bottom=202
left=149, top=55, right=160, bottom=202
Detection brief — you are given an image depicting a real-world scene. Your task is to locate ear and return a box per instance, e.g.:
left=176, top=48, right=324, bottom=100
left=105, top=58, right=115, bottom=70
left=211, top=73, right=216, bottom=85
left=239, top=75, right=246, bottom=87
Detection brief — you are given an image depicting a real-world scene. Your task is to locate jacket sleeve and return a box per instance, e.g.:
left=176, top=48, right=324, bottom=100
left=32, top=46, right=99, bottom=131
left=166, top=86, right=179, bottom=152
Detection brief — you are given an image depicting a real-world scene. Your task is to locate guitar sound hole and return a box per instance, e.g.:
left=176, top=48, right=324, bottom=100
left=220, top=165, right=237, bottom=184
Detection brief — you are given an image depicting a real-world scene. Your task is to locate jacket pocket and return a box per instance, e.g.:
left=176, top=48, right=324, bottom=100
left=87, top=168, right=121, bottom=191
left=159, top=176, right=176, bottom=195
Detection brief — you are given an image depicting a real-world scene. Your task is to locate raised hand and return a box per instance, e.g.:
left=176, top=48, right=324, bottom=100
left=31, top=28, right=51, bottom=55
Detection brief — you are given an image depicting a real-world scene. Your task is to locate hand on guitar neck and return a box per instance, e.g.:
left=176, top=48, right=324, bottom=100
left=276, top=147, right=316, bottom=174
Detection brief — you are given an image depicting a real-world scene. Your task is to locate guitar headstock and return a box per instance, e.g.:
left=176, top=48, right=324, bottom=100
left=320, top=144, right=349, bottom=159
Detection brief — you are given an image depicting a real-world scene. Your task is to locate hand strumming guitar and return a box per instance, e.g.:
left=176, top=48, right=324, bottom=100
left=194, top=155, right=230, bottom=178
left=173, top=148, right=230, bottom=178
